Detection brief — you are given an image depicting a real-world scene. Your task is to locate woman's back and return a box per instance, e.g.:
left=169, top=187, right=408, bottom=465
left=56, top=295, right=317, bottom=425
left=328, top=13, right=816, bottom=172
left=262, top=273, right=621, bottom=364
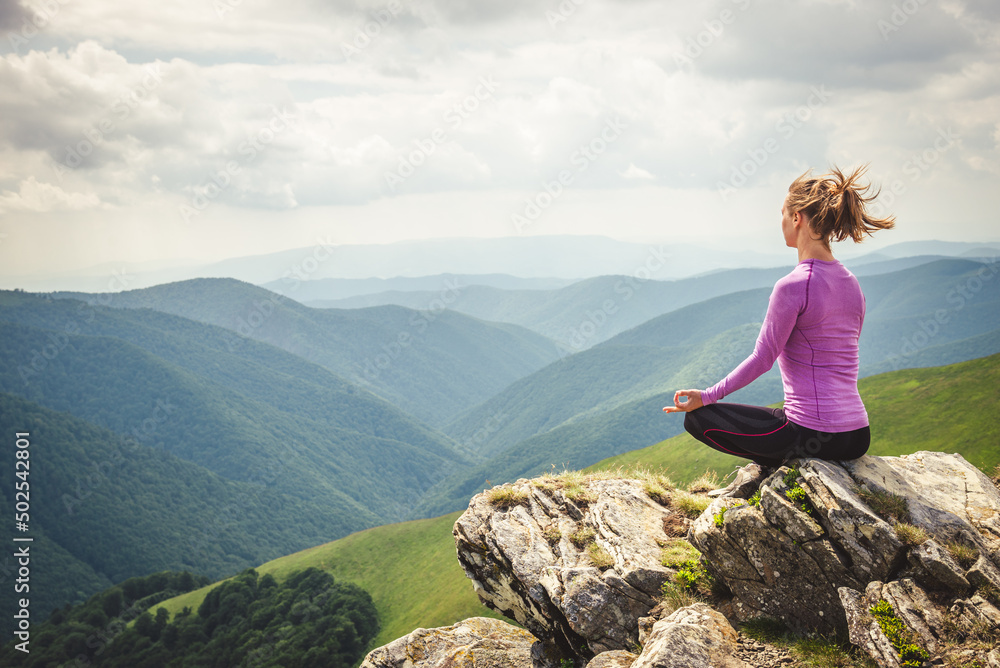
left=776, top=259, right=867, bottom=432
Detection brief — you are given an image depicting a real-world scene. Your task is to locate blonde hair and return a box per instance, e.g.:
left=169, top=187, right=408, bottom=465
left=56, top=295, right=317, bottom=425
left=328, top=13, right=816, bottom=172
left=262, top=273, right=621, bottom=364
left=786, top=165, right=895, bottom=246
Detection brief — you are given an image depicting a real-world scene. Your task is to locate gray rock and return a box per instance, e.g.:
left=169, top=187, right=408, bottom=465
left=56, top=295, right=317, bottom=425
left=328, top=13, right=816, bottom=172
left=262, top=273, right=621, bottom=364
left=798, top=460, right=906, bottom=584
left=690, top=465, right=868, bottom=633
left=840, top=579, right=945, bottom=668
left=843, top=452, right=1000, bottom=555
left=453, top=477, right=681, bottom=657
left=691, top=453, right=1000, bottom=635
left=587, top=650, right=638, bottom=668
left=631, top=603, right=748, bottom=668
left=708, top=462, right=769, bottom=500
left=359, top=617, right=546, bottom=668
left=948, top=595, right=1000, bottom=639
left=968, top=551, right=1000, bottom=594
left=907, top=539, right=971, bottom=595
left=839, top=585, right=901, bottom=668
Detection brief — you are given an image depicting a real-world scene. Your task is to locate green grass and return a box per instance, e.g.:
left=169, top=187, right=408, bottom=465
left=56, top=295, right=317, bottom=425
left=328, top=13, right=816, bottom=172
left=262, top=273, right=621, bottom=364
left=155, top=512, right=503, bottom=648
left=671, top=490, right=711, bottom=517
left=893, top=522, right=929, bottom=547
left=589, top=353, right=1000, bottom=483
left=740, top=617, right=879, bottom=667
left=856, top=486, right=910, bottom=524
left=487, top=485, right=529, bottom=508
left=660, top=539, right=699, bottom=568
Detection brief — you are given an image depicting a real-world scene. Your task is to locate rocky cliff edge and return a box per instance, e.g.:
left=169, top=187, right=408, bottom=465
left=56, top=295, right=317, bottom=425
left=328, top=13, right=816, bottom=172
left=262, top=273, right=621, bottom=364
left=361, top=453, right=1000, bottom=668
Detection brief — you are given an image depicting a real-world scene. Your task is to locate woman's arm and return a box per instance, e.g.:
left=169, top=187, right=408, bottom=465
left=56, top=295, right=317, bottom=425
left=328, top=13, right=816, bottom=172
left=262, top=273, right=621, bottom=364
left=664, top=274, right=805, bottom=413
left=703, top=276, right=803, bottom=404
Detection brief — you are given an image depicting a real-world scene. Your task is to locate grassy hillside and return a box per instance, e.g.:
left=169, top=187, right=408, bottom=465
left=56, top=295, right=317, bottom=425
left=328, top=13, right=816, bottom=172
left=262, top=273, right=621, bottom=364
left=54, top=278, right=561, bottom=426
left=0, top=393, right=371, bottom=639
left=590, top=352, right=1000, bottom=484
left=155, top=512, right=503, bottom=648
left=444, top=314, right=775, bottom=458
left=432, top=259, right=1000, bottom=510
left=416, top=327, right=784, bottom=518
left=153, top=352, right=1000, bottom=654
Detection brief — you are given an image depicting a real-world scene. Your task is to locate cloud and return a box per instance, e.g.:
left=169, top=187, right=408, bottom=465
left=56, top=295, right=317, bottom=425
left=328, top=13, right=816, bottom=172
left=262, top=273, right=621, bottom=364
left=0, top=0, right=30, bottom=30
left=620, top=163, right=655, bottom=180
left=0, top=0, right=998, bottom=277
left=0, top=176, right=102, bottom=213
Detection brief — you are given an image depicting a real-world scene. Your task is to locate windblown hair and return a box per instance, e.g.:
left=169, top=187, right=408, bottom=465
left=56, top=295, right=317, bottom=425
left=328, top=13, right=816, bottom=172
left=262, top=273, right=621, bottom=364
left=786, top=165, right=895, bottom=246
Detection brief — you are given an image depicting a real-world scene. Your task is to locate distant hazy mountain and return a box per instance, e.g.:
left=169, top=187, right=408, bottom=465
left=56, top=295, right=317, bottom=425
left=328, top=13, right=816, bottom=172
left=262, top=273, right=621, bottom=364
left=51, top=278, right=562, bottom=426
left=4, top=235, right=995, bottom=293
left=260, top=274, right=578, bottom=301
left=0, top=235, right=797, bottom=292
left=306, top=268, right=794, bottom=350
left=169, top=236, right=796, bottom=283
left=868, top=240, right=1000, bottom=259
left=304, top=256, right=995, bottom=350
left=845, top=254, right=949, bottom=275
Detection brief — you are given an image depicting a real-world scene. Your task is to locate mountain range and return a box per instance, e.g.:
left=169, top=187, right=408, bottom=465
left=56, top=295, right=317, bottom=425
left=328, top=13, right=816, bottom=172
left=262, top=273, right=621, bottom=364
left=1, top=243, right=998, bottom=648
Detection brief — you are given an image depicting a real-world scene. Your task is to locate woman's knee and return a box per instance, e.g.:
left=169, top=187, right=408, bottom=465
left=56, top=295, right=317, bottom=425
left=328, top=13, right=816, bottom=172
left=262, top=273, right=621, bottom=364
left=683, top=410, right=700, bottom=436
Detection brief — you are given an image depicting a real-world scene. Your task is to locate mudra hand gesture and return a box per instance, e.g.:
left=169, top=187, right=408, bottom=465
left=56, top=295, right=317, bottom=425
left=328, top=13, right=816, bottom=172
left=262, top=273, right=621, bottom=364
left=663, top=389, right=702, bottom=414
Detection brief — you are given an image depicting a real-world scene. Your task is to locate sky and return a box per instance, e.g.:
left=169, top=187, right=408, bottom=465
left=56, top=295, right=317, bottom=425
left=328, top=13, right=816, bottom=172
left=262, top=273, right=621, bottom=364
left=0, top=0, right=998, bottom=280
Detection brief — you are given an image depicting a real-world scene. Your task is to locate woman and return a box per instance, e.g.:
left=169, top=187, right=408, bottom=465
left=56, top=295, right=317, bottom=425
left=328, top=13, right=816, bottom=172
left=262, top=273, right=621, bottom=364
left=663, top=165, right=894, bottom=484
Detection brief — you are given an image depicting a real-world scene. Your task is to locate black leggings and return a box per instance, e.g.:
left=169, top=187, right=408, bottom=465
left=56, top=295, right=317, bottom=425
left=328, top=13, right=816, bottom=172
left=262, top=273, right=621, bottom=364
left=683, top=403, right=870, bottom=469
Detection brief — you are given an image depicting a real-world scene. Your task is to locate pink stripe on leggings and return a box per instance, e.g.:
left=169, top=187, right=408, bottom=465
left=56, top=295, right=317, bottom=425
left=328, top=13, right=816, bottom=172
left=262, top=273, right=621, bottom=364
left=703, top=421, right=790, bottom=456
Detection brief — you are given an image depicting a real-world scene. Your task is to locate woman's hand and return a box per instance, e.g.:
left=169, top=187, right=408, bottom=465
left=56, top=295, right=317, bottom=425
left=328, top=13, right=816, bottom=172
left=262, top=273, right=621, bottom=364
left=663, top=389, right=703, bottom=413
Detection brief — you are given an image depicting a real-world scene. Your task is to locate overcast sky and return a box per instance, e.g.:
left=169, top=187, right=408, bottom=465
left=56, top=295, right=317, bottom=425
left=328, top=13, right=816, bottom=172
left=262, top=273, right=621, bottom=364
left=0, top=0, right=998, bottom=279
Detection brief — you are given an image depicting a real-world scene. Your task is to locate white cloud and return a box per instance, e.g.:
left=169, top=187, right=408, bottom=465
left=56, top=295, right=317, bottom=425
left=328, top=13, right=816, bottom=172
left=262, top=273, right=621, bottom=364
left=0, top=176, right=102, bottom=213
left=0, top=0, right=999, bottom=277
left=620, top=163, right=655, bottom=180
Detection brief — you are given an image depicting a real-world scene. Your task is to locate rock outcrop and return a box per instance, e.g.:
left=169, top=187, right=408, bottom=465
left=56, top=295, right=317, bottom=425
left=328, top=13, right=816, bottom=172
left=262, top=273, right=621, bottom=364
left=690, top=452, right=1000, bottom=666
left=689, top=453, right=1000, bottom=632
left=359, top=617, right=549, bottom=668
left=630, top=603, right=747, bottom=668
left=360, top=452, right=1000, bottom=668
left=452, top=475, right=686, bottom=658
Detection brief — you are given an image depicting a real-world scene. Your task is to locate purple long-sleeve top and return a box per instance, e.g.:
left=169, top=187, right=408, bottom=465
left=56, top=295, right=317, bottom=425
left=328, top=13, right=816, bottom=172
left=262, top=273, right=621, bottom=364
left=701, top=258, right=869, bottom=432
